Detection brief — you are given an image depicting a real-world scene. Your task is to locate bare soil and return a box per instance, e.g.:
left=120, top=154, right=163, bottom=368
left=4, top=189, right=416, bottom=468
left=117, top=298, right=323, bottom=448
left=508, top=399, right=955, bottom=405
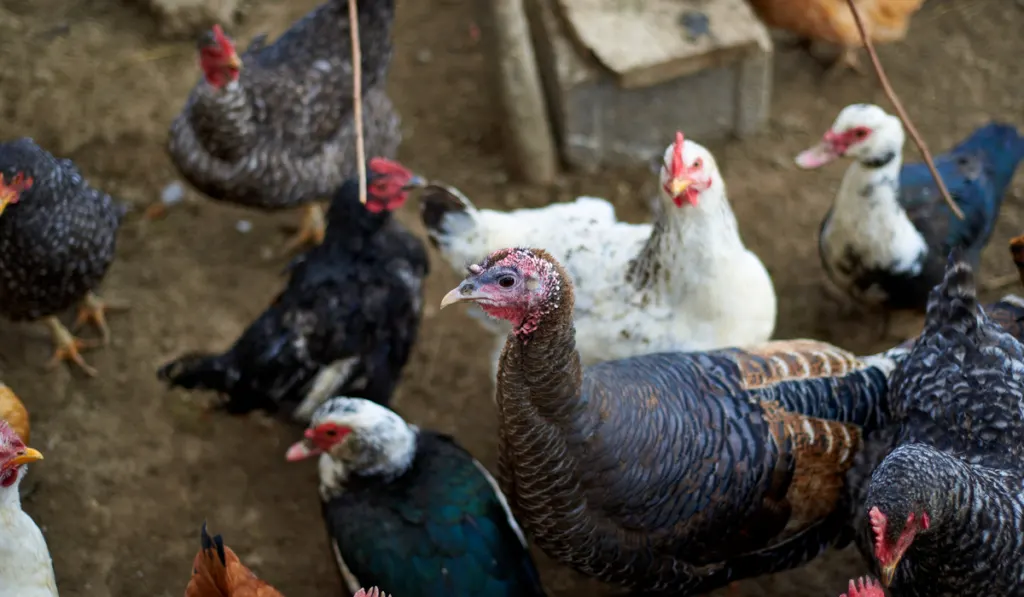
left=0, top=0, right=1021, bottom=595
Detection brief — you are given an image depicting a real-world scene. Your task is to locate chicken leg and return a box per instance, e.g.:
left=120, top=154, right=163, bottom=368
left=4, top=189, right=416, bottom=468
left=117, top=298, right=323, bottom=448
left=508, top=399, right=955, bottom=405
left=824, top=46, right=866, bottom=77
left=45, top=316, right=99, bottom=377
left=73, top=291, right=129, bottom=345
left=280, top=202, right=327, bottom=256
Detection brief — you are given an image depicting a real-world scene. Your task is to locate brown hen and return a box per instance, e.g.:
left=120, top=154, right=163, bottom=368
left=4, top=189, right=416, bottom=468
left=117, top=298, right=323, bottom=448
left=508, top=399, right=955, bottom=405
left=185, top=523, right=283, bottom=597
left=747, top=0, right=925, bottom=73
left=0, top=382, right=29, bottom=444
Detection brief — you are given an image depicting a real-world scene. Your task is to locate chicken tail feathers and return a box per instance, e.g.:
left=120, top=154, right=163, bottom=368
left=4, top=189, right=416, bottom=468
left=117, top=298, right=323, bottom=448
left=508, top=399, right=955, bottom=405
left=924, top=248, right=982, bottom=335
left=186, top=521, right=231, bottom=597
left=419, top=184, right=476, bottom=249
left=158, top=351, right=238, bottom=394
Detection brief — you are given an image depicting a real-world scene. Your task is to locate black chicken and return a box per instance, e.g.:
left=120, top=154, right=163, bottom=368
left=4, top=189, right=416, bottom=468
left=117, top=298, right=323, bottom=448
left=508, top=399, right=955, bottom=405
left=859, top=249, right=1024, bottom=595
left=165, top=0, right=400, bottom=254
left=0, top=138, right=126, bottom=377
left=157, top=158, right=427, bottom=421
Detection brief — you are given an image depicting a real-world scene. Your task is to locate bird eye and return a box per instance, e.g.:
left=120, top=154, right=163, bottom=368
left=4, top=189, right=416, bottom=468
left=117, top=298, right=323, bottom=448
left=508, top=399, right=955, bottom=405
left=498, top=276, right=516, bottom=288
left=324, top=429, right=337, bottom=437
left=692, top=158, right=703, bottom=168
left=853, top=128, right=868, bottom=139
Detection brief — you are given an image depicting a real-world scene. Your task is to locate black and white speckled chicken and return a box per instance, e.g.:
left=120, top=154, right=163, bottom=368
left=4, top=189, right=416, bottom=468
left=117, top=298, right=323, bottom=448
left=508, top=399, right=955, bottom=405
left=439, top=246, right=904, bottom=596
left=0, top=138, right=127, bottom=377
left=165, top=0, right=400, bottom=254
left=157, top=158, right=427, bottom=422
left=858, top=249, right=1024, bottom=595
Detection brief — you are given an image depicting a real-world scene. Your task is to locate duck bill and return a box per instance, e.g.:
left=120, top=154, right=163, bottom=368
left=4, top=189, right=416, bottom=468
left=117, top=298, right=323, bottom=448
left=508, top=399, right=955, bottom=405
left=794, top=141, right=841, bottom=169
left=285, top=440, right=321, bottom=462
left=439, top=283, right=486, bottom=310
left=8, top=447, right=43, bottom=467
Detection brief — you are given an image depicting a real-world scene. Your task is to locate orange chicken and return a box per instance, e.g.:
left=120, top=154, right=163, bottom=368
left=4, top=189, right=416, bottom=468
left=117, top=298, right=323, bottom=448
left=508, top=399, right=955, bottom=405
left=746, top=0, right=926, bottom=72
left=185, top=523, right=283, bottom=597
left=0, top=382, right=29, bottom=444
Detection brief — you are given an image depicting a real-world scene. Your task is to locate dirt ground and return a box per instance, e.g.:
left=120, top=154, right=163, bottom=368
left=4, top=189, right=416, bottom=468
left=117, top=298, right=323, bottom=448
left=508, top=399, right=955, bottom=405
left=0, top=0, right=1021, bottom=595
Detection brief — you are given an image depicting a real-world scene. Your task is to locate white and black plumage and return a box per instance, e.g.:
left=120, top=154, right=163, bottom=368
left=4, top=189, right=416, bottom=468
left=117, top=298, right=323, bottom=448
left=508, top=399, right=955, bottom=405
left=859, top=249, right=1024, bottom=595
left=796, top=104, right=1024, bottom=313
left=0, top=137, right=126, bottom=377
left=166, top=0, right=400, bottom=252
left=285, top=397, right=546, bottom=597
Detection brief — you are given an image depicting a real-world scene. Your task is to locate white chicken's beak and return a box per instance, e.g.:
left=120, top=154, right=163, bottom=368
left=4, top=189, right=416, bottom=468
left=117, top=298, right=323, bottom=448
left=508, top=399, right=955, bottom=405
left=669, top=177, right=692, bottom=197
left=5, top=447, right=43, bottom=468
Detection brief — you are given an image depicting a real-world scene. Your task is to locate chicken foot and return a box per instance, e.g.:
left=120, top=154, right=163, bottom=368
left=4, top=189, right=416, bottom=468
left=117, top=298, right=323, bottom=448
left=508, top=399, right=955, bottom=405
left=73, top=291, right=130, bottom=345
left=823, top=46, right=866, bottom=77
left=44, top=316, right=100, bottom=377
left=280, top=202, right=327, bottom=256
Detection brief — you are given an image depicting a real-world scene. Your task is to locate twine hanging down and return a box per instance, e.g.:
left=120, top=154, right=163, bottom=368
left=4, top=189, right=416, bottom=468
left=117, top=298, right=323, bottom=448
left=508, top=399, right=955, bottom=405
left=844, top=0, right=963, bottom=220
left=349, top=0, right=367, bottom=204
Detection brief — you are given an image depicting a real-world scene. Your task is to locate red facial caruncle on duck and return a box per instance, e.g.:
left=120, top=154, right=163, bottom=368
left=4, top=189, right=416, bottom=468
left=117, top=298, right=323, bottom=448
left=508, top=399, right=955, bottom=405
left=824, top=126, right=872, bottom=156
left=663, top=131, right=711, bottom=207
left=198, top=25, right=242, bottom=89
left=869, top=505, right=930, bottom=586
left=364, top=158, right=425, bottom=214
left=0, top=172, right=34, bottom=218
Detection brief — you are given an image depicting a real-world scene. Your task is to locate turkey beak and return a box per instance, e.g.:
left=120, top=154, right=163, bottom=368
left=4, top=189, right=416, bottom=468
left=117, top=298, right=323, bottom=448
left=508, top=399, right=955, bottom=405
left=285, top=439, right=320, bottom=462
left=440, top=282, right=482, bottom=309
left=6, top=447, right=43, bottom=468
left=879, top=561, right=898, bottom=587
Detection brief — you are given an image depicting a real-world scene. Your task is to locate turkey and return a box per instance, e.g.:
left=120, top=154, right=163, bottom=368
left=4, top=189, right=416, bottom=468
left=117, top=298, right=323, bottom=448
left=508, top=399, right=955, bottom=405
left=421, top=132, right=775, bottom=377
left=157, top=158, right=427, bottom=422
left=285, top=397, right=546, bottom=597
left=859, top=250, right=1024, bottom=595
left=165, top=0, right=400, bottom=254
left=438, top=246, right=903, bottom=596
left=795, top=104, right=1024, bottom=322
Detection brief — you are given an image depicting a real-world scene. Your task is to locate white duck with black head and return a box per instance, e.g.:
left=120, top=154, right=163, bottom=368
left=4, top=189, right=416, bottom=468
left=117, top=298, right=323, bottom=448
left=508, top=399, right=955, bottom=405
left=285, top=397, right=545, bottom=597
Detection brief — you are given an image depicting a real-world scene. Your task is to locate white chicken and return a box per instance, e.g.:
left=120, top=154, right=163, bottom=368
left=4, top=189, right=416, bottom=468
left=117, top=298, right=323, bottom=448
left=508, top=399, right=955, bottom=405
left=0, top=420, right=56, bottom=597
left=420, top=132, right=777, bottom=375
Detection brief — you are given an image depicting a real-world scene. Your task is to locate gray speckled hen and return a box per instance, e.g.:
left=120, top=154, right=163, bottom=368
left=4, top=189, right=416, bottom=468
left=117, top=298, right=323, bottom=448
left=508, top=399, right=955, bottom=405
left=439, top=247, right=904, bottom=596
left=858, top=249, right=1024, bottom=596
left=0, top=138, right=126, bottom=376
left=165, top=0, right=399, bottom=253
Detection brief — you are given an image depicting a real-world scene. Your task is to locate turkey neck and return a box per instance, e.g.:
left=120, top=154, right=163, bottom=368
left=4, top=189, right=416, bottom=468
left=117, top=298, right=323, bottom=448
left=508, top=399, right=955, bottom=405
left=495, top=279, right=602, bottom=548
left=628, top=184, right=744, bottom=292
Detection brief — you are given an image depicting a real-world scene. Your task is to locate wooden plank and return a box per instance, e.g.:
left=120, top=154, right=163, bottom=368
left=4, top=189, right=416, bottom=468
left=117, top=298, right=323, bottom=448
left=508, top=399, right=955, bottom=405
left=556, top=0, right=767, bottom=89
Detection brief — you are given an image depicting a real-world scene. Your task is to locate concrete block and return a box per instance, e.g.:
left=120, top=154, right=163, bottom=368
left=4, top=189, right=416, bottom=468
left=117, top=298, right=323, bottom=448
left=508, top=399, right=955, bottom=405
left=527, top=0, right=774, bottom=172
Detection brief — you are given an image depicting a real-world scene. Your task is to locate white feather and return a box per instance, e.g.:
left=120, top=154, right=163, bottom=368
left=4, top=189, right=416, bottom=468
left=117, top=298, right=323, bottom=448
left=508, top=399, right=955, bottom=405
left=0, top=469, right=58, bottom=597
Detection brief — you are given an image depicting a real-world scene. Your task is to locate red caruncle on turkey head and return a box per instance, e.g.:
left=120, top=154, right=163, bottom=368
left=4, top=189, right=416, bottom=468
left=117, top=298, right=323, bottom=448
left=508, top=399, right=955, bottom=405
left=0, top=420, right=43, bottom=489
left=439, top=247, right=563, bottom=338
left=197, top=24, right=242, bottom=89
left=363, top=158, right=426, bottom=214
left=662, top=131, right=713, bottom=208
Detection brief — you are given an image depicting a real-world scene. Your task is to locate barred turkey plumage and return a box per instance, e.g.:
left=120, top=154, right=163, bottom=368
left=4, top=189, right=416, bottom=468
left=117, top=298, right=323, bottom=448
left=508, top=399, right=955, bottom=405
left=439, top=246, right=906, bottom=596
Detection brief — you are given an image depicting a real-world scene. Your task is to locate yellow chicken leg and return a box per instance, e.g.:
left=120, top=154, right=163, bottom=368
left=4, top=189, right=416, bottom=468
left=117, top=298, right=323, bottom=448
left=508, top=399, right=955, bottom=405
left=73, top=291, right=130, bottom=345
left=44, top=316, right=100, bottom=377
left=280, top=202, right=327, bottom=256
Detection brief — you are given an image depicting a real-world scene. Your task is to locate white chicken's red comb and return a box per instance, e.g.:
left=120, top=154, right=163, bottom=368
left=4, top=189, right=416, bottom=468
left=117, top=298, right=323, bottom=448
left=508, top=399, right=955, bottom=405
left=353, top=588, right=391, bottom=597
left=840, top=576, right=885, bottom=597
left=671, top=131, right=686, bottom=177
